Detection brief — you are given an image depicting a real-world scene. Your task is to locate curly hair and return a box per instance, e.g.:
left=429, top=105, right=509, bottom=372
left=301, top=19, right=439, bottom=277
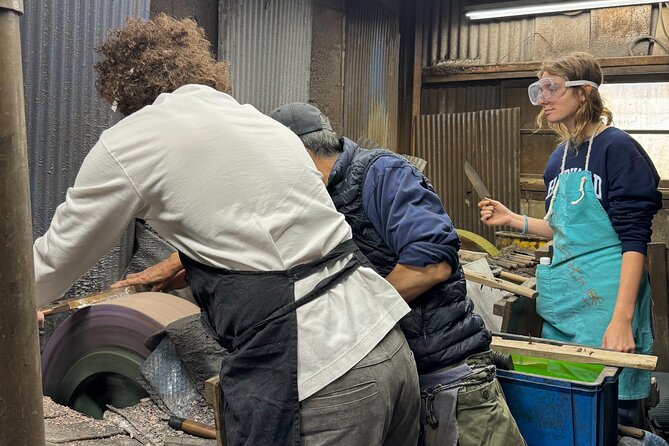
left=535, top=52, right=613, bottom=145
left=94, top=14, right=231, bottom=116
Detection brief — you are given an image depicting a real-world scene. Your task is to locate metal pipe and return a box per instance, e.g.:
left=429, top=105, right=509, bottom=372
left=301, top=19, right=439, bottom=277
left=0, top=1, right=47, bottom=444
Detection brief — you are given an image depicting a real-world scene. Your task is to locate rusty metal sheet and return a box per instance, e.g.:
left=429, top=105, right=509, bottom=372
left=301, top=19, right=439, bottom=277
left=219, top=0, right=312, bottom=113
left=150, top=0, right=219, bottom=55
left=520, top=133, right=559, bottom=174
left=421, top=83, right=502, bottom=115
left=412, top=108, right=521, bottom=243
left=591, top=5, right=653, bottom=57
left=310, top=0, right=345, bottom=134
left=344, top=0, right=400, bottom=150
left=534, top=12, right=591, bottom=61
left=422, top=1, right=660, bottom=66
left=20, top=0, right=148, bottom=297
left=422, top=0, right=535, bottom=66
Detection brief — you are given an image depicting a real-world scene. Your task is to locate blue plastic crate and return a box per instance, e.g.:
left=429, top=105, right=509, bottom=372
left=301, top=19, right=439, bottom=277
left=497, top=365, right=620, bottom=446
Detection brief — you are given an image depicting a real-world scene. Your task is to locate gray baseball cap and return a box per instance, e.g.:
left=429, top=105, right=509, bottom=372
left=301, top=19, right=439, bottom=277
left=269, top=102, right=332, bottom=136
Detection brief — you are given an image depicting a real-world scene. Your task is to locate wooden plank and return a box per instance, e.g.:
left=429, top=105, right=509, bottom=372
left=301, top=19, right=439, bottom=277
left=493, top=294, right=516, bottom=319
left=493, top=258, right=519, bottom=269
left=491, top=336, right=658, bottom=371
left=494, top=278, right=542, bottom=336
left=412, top=0, right=423, bottom=121
left=459, top=249, right=489, bottom=263
left=464, top=270, right=538, bottom=298
left=499, top=271, right=530, bottom=284
left=510, top=252, right=536, bottom=261
left=423, top=55, right=669, bottom=84
left=204, top=376, right=224, bottom=446
left=648, top=242, right=669, bottom=372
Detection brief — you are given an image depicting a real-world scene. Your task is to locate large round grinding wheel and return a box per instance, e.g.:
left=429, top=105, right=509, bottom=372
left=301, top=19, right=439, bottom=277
left=41, top=292, right=199, bottom=418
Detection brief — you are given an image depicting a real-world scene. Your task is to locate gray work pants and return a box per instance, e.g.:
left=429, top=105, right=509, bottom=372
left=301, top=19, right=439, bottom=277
left=300, top=325, right=421, bottom=446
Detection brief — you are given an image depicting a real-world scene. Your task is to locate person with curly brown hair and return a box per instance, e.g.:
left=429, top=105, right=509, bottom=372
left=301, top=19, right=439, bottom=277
left=33, top=15, right=420, bottom=446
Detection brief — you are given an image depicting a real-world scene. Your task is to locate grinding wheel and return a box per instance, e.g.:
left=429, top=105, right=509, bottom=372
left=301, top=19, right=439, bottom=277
left=41, top=292, right=199, bottom=418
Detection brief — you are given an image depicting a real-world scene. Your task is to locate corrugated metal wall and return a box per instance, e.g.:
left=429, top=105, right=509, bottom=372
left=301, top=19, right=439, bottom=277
left=344, top=0, right=400, bottom=150
left=421, top=83, right=502, bottom=115
left=412, top=108, right=521, bottom=242
left=422, top=0, right=535, bottom=66
left=21, top=0, right=149, bottom=297
left=218, top=0, right=312, bottom=113
left=421, top=0, right=654, bottom=66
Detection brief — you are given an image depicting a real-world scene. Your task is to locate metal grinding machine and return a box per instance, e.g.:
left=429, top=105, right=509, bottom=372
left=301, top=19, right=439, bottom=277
left=40, top=289, right=199, bottom=419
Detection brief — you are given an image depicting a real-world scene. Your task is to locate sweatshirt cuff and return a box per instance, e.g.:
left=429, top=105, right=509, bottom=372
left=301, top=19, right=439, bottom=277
left=398, top=242, right=460, bottom=271
left=621, top=241, right=648, bottom=256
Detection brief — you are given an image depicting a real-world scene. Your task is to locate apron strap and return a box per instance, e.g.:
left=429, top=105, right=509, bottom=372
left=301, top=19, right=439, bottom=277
left=288, top=239, right=359, bottom=280
left=545, top=122, right=603, bottom=220
left=232, top=239, right=363, bottom=350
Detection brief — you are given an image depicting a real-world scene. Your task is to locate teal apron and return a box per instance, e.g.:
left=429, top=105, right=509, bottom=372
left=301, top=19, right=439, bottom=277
left=536, top=128, right=653, bottom=400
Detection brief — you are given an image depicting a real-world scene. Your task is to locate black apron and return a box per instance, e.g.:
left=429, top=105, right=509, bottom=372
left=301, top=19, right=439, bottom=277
left=179, top=239, right=369, bottom=446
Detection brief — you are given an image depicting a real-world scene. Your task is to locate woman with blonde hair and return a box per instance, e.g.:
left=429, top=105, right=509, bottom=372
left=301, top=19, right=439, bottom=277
left=479, top=52, right=662, bottom=426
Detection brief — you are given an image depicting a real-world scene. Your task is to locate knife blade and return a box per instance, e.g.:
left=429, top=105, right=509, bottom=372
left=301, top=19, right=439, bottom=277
left=464, top=160, right=491, bottom=199
left=39, top=284, right=150, bottom=316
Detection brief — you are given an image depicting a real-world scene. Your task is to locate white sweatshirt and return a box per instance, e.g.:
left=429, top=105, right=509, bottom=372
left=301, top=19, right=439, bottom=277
left=33, top=85, right=409, bottom=400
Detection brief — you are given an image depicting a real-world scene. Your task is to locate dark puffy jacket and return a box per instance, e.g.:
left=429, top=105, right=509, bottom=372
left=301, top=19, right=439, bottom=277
left=327, top=138, right=491, bottom=373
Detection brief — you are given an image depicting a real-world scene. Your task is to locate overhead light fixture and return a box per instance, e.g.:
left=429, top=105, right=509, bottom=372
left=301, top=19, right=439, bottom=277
left=465, top=0, right=658, bottom=21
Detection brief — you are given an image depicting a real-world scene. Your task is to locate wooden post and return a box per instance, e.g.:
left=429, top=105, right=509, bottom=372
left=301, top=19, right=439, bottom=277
left=0, top=1, right=46, bottom=444
left=204, top=376, right=224, bottom=446
left=398, top=0, right=423, bottom=153
left=647, top=242, right=669, bottom=372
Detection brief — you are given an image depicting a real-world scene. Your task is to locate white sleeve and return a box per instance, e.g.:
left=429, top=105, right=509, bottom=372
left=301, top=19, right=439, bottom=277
left=33, top=140, right=146, bottom=307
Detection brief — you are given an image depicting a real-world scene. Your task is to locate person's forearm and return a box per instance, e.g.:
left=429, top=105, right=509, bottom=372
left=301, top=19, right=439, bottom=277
left=506, top=213, right=555, bottom=239
left=601, top=251, right=645, bottom=352
left=612, top=251, right=645, bottom=324
left=384, top=262, right=452, bottom=303
left=112, top=251, right=187, bottom=290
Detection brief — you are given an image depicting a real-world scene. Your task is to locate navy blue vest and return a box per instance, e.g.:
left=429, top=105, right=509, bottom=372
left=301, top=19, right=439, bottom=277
left=327, top=138, right=491, bottom=373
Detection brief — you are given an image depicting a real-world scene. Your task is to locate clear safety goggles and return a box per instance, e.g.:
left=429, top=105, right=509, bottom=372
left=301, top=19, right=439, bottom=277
left=528, top=77, right=599, bottom=105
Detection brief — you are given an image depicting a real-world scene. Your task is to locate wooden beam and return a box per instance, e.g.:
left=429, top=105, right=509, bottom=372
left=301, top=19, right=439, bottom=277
left=409, top=0, right=423, bottom=156
left=412, top=0, right=423, bottom=120
left=491, top=336, right=658, bottom=371
left=464, top=270, right=538, bottom=298
left=648, top=242, right=669, bottom=372
left=204, top=376, right=224, bottom=446
left=500, top=271, right=531, bottom=284
left=423, top=55, right=669, bottom=84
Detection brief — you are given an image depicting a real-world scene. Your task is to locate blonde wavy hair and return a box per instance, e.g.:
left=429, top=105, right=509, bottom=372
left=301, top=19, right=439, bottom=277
left=535, top=52, right=613, bottom=144
left=94, top=14, right=231, bottom=116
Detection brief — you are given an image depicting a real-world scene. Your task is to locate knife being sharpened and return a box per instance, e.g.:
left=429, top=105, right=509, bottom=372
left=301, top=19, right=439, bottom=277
left=39, top=284, right=150, bottom=317
left=464, top=160, right=492, bottom=200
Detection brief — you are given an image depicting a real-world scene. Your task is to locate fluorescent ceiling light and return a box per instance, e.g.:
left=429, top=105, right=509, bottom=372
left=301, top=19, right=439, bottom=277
left=465, top=0, right=658, bottom=21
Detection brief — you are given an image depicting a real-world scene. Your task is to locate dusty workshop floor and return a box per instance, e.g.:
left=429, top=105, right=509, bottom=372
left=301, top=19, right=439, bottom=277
left=44, top=396, right=216, bottom=446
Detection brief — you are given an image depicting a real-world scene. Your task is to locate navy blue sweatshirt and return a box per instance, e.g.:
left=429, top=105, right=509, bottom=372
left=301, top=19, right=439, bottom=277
left=544, top=127, right=662, bottom=255
left=361, top=155, right=461, bottom=270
